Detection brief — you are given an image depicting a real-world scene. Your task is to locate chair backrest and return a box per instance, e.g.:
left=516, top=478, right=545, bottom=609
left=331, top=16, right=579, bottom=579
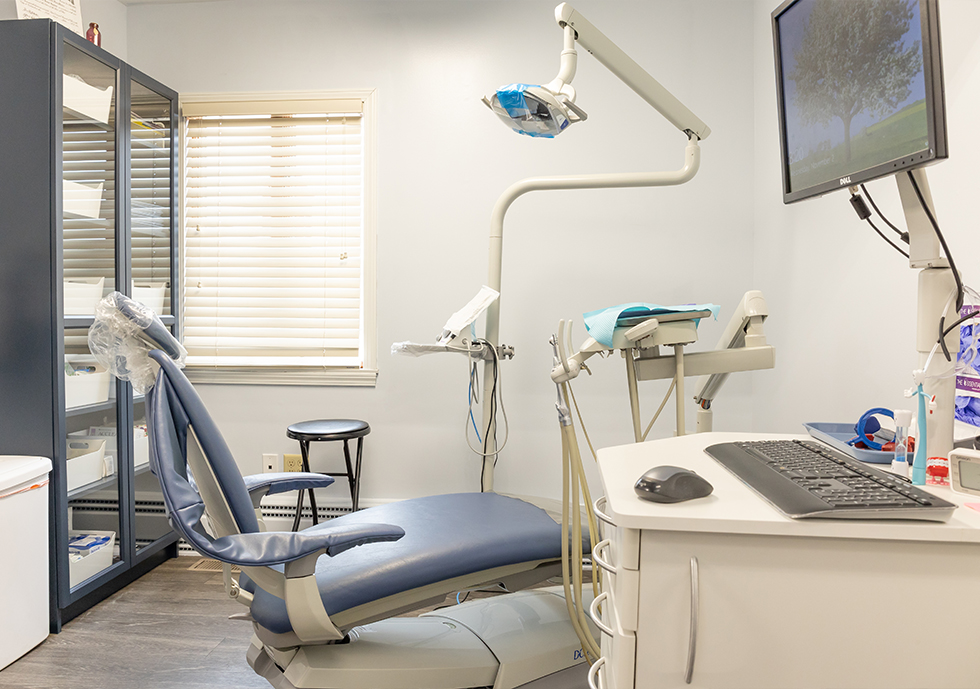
left=147, top=350, right=261, bottom=546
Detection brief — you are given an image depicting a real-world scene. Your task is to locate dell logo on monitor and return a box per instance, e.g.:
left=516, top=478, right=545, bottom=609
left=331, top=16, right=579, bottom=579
left=839, top=176, right=852, bottom=185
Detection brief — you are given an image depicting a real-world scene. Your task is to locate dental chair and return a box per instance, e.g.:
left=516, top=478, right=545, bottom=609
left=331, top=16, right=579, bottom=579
left=91, top=293, right=595, bottom=689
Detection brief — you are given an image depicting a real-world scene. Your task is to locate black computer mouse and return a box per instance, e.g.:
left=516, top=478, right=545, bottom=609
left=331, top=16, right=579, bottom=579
left=634, top=465, right=714, bottom=503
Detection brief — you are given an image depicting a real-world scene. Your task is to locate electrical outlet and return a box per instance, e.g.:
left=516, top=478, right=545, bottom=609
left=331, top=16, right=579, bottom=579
left=262, top=453, right=278, bottom=474
left=283, top=454, right=303, bottom=473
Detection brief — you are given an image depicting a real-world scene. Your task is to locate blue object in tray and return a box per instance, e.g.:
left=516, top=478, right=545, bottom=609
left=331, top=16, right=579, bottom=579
left=803, top=422, right=894, bottom=465
left=68, top=533, right=111, bottom=554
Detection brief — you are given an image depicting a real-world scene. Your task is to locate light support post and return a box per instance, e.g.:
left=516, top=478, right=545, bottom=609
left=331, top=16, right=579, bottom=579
left=480, top=140, right=703, bottom=491
left=478, top=3, right=710, bottom=491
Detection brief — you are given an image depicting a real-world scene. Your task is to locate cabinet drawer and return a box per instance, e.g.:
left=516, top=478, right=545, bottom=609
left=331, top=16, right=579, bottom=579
left=595, top=529, right=640, bottom=632
left=595, top=581, right=636, bottom=689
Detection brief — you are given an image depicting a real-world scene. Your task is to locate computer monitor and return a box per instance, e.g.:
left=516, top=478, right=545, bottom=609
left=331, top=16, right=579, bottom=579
left=772, top=0, right=947, bottom=204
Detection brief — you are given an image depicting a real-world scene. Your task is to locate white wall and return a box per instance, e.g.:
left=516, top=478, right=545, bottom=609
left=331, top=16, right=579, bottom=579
left=125, top=0, right=760, bottom=502
left=0, top=0, right=128, bottom=59
left=751, top=1, right=980, bottom=437
left=21, top=0, right=978, bottom=504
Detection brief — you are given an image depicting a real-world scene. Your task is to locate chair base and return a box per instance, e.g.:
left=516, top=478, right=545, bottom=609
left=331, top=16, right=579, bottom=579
left=247, top=588, right=594, bottom=689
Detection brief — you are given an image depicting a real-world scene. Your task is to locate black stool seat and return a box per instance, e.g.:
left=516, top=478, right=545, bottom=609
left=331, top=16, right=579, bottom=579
left=287, top=419, right=370, bottom=443
left=287, top=418, right=370, bottom=530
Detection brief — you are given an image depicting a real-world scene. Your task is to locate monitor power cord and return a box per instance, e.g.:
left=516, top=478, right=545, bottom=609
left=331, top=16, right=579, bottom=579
left=848, top=188, right=909, bottom=259
left=859, top=183, right=909, bottom=243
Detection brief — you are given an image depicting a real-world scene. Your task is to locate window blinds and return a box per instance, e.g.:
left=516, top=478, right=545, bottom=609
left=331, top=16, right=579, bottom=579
left=183, top=100, right=364, bottom=367
left=63, top=119, right=117, bottom=294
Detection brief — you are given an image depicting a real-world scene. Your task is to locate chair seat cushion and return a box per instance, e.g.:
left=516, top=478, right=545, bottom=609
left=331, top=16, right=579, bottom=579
left=286, top=419, right=370, bottom=442
left=249, top=492, right=563, bottom=635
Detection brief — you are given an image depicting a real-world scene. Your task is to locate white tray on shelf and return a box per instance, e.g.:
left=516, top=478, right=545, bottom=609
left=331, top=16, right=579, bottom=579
left=134, top=427, right=149, bottom=468
left=66, top=439, right=108, bottom=493
left=69, top=427, right=149, bottom=469
left=64, top=363, right=110, bottom=409
left=68, top=530, right=115, bottom=588
left=131, top=282, right=166, bottom=315
left=64, top=276, right=104, bottom=314
left=62, top=180, right=105, bottom=219
left=63, top=74, right=113, bottom=125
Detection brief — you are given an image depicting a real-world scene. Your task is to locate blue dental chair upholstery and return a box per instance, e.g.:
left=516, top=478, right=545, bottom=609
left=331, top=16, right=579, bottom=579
left=146, top=350, right=570, bottom=646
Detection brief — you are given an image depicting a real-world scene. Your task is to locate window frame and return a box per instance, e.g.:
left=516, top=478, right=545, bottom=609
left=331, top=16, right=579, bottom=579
left=178, top=90, right=378, bottom=387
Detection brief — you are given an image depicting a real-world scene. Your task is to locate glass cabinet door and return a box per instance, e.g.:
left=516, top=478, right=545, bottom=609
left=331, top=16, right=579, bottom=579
left=63, top=332, right=122, bottom=590
left=130, top=75, right=176, bottom=555
left=133, top=399, right=174, bottom=551
left=62, top=42, right=117, bottom=306
left=130, top=79, right=173, bottom=317
left=61, top=43, right=121, bottom=592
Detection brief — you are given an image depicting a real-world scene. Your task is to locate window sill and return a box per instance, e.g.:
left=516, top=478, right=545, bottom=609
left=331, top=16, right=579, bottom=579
left=185, top=366, right=378, bottom=387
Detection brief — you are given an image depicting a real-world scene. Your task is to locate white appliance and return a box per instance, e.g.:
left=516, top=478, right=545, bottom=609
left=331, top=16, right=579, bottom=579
left=0, top=455, right=52, bottom=670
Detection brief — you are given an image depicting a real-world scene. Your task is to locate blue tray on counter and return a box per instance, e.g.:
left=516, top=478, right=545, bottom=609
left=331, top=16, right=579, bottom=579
left=804, top=422, right=895, bottom=465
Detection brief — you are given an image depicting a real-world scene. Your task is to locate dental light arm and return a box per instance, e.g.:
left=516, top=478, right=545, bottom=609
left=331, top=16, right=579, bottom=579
left=554, top=3, right=710, bottom=140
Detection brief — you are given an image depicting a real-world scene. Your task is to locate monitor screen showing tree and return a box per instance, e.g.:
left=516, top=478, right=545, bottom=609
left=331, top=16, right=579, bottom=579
left=773, top=0, right=944, bottom=202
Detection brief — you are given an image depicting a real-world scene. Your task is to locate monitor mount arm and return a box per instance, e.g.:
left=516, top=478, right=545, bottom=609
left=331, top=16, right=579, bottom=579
left=479, top=3, right=710, bottom=491
left=897, top=169, right=958, bottom=469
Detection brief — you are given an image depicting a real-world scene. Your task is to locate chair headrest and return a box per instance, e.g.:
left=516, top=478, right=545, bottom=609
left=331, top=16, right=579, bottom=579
left=89, top=291, right=187, bottom=394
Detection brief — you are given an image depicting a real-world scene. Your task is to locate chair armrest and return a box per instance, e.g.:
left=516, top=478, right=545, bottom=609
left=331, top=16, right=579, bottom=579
left=208, top=521, right=404, bottom=567
left=242, top=472, right=335, bottom=507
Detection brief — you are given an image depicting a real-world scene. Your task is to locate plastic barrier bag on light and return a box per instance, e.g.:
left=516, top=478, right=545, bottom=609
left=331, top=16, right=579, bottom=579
left=487, top=84, right=569, bottom=138
left=88, top=292, right=187, bottom=395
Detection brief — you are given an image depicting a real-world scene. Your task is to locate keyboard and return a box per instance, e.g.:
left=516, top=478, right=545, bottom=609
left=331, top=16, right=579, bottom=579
left=704, top=439, right=956, bottom=522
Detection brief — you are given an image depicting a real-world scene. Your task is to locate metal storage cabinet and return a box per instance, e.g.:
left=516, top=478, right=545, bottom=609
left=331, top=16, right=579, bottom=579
left=0, top=19, right=181, bottom=631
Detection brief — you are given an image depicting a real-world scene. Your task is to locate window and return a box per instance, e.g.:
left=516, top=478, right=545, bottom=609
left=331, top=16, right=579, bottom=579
left=181, top=92, right=376, bottom=385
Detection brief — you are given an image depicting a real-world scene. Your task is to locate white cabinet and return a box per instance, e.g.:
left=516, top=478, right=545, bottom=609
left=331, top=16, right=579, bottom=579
left=596, top=432, right=980, bottom=689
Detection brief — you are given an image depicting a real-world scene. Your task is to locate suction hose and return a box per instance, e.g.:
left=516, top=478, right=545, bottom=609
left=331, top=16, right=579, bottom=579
left=557, top=378, right=602, bottom=663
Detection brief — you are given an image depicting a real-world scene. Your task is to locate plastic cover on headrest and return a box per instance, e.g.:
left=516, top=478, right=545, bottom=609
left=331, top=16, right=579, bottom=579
left=88, top=291, right=187, bottom=394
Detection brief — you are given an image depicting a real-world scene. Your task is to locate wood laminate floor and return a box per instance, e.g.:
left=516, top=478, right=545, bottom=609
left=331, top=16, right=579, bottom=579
left=1, top=557, right=277, bottom=689
left=0, top=557, right=517, bottom=689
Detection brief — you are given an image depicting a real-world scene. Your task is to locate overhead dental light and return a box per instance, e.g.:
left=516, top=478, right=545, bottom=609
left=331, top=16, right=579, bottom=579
left=484, top=83, right=587, bottom=138
left=482, top=17, right=587, bottom=138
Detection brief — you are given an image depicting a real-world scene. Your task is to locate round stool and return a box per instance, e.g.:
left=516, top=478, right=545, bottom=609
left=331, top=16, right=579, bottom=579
left=286, top=419, right=370, bottom=531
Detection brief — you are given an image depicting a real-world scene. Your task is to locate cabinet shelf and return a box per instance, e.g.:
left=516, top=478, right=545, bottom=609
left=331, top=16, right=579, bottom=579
left=68, top=462, right=152, bottom=500
left=66, top=399, right=116, bottom=418
left=64, top=314, right=174, bottom=330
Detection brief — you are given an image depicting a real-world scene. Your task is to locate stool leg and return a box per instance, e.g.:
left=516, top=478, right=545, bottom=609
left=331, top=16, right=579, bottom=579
left=353, top=437, right=364, bottom=512
left=291, top=453, right=305, bottom=533
left=303, top=440, right=319, bottom=526
left=342, top=440, right=356, bottom=511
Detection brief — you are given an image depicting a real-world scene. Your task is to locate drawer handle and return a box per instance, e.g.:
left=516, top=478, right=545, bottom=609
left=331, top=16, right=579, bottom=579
left=589, top=591, right=614, bottom=637
left=594, top=496, right=615, bottom=526
left=686, top=556, right=700, bottom=684
left=592, top=539, right=615, bottom=574
left=587, top=656, right=607, bottom=689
